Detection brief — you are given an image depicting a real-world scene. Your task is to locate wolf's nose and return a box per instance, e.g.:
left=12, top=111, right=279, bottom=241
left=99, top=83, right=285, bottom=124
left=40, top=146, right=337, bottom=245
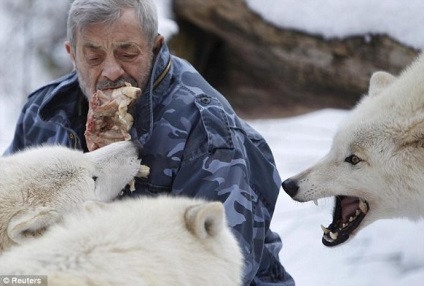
left=282, top=178, right=299, bottom=198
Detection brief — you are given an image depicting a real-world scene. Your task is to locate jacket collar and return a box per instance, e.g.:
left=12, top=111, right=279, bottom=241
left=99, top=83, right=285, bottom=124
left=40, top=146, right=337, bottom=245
left=152, top=44, right=172, bottom=92
left=132, top=43, right=173, bottom=145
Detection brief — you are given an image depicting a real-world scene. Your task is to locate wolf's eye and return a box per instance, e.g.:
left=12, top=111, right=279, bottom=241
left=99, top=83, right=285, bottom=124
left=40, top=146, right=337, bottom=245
left=345, top=155, right=361, bottom=165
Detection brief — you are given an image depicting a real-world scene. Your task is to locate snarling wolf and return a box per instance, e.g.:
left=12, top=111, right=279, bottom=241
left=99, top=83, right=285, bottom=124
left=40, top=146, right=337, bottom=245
left=282, top=53, right=424, bottom=246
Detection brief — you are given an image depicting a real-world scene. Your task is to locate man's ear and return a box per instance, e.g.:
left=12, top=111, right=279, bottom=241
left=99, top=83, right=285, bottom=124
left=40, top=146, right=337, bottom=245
left=7, top=207, right=61, bottom=244
left=65, top=41, right=76, bottom=68
left=153, top=35, right=165, bottom=56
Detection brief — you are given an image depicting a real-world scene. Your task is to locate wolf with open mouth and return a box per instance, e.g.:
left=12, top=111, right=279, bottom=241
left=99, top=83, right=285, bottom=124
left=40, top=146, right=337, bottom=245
left=282, top=52, right=424, bottom=247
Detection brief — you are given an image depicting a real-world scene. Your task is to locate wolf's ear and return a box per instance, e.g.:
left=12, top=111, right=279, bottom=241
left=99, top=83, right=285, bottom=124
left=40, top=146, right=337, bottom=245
left=396, top=114, right=424, bottom=149
left=7, top=207, right=60, bottom=244
left=184, top=202, right=225, bottom=239
left=368, top=71, right=396, bottom=97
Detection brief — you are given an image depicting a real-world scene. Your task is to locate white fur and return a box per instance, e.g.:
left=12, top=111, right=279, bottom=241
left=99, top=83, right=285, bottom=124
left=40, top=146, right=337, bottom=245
left=285, top=52, right=424, bottom=236
left=0, top=196, right=243, bottom=286
left=0, top=141, right=143, bottom=252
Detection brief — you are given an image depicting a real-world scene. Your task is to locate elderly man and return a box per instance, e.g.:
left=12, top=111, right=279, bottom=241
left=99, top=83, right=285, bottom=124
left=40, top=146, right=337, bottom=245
left=5, top=1, right=294, bottom=285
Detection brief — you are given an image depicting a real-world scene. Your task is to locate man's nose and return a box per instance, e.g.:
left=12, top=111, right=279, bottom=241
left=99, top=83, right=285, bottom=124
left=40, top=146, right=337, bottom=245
left=102, top=56, right=124, bottom=82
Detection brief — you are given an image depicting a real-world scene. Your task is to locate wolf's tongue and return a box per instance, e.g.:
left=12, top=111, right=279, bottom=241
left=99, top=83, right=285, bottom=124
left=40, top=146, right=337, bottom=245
left=340, top=197, right=359, bottom=221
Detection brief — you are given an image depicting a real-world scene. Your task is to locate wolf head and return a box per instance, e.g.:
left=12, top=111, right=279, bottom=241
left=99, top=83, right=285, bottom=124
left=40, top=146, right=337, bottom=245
left=282, top=53, right=424, bottom=246
left=0, top=140, right=147, bottom=252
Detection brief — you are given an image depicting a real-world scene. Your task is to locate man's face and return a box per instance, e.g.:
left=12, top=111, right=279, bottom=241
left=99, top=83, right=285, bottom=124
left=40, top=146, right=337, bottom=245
left=66, top=9, right=157, bottom=99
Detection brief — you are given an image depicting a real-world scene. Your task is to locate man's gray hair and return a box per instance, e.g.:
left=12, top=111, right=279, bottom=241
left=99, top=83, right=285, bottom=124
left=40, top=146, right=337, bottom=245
left=67, top=0, right=158, bottom=48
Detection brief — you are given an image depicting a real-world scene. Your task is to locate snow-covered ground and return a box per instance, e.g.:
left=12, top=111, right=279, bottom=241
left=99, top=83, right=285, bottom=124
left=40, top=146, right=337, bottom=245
left=1, top=1, right=424, bottom=285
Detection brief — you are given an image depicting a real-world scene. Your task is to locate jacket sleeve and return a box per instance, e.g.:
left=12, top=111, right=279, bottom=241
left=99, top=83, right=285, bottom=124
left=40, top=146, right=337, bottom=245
left=3, top=100, right=33, bottom=155
left=3, top=83, right=56, bottom=156
left=171, top=95, right=294, bottom=285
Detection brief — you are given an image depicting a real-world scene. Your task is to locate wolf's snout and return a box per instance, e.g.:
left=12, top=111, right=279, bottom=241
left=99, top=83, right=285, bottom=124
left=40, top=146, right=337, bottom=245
left=282, top=178, right=299, bottom=198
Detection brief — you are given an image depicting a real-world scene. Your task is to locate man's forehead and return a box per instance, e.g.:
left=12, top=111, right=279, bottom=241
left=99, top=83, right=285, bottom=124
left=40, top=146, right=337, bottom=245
left=82, top=41, right=141, bottom=50
left=76, top=13, right=147, bottom=50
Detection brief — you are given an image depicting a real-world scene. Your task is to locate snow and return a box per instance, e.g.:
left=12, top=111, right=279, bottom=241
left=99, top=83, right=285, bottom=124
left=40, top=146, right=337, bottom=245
left=1, top=1, right=424, bottom=285
left=245, top=0, right=424, bottom=50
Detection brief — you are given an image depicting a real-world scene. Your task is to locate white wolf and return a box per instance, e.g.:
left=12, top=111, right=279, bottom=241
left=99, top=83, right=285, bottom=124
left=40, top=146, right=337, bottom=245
left=0, top=141, right=148, bottom=252
left=282, top=52, right=424, bottom=247
left=0, top=196, right=243, bottom=286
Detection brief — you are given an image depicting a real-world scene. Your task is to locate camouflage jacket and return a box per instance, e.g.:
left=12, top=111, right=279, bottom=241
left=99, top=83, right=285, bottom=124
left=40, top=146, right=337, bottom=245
left=4, top=44, right=294, bottom=286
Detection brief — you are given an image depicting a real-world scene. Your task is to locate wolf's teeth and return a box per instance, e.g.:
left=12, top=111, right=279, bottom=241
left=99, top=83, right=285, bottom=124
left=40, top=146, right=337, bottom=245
left=313, top=200, right=318, bottom=206
left=355, top=209, right=361, bottom=216
left=321, top=225, right=330, bottom=234
left=329, top=231, right=338, bottom=240
left=349, top=216, right=355, bottom=222
left=359, top=200, right=368, bottom=213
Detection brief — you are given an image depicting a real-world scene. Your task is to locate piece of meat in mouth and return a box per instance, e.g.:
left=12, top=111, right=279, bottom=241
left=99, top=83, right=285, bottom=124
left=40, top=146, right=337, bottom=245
left=85, top=83, right=141, bottom=151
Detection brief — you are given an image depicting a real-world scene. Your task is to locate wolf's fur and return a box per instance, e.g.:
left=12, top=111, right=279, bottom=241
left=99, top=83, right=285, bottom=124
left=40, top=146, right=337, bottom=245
left=0, top=141, right=144, bottom=252
left=0, top=196, right=243, bottom=286
left=282, top=53, right=424, bottom=245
